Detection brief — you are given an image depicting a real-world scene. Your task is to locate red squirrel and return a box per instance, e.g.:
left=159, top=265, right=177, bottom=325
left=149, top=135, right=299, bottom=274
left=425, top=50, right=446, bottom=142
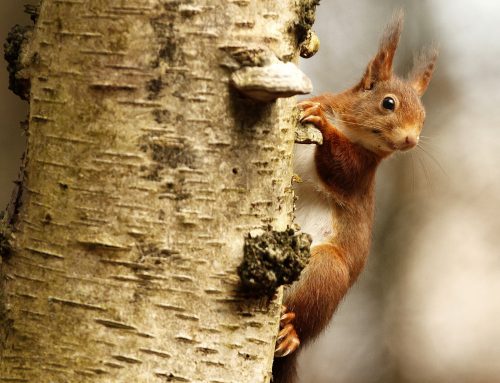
left=272, top=12, right=437, bottom=383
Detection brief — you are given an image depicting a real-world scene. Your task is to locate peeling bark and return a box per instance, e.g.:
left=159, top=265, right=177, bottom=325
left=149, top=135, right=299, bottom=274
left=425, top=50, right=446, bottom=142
left=0, top=0, right=314, bottom=382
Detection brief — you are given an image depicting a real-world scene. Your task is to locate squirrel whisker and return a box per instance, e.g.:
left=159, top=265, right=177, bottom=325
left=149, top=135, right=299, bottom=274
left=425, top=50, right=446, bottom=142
left=416, top=144, right=447, bottom=176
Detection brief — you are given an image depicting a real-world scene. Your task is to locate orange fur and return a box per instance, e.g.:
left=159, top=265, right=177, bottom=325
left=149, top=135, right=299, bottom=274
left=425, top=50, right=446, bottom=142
left=273, top=11, right=437, bottom=383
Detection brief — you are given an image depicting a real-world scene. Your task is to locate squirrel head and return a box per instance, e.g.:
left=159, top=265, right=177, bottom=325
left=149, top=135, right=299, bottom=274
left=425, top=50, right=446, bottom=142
left=330, top=11, right=438, bottom=157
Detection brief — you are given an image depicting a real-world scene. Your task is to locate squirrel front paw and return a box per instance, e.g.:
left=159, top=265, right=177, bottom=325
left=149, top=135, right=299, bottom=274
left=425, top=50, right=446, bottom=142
left=274, top=306, right=300, bottom=358
left=297, top=101, right=329, bottom=132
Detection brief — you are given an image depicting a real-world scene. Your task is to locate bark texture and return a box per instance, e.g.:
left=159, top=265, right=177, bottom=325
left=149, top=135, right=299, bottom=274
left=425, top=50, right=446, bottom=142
left=0, top=0, right=308, bottom=381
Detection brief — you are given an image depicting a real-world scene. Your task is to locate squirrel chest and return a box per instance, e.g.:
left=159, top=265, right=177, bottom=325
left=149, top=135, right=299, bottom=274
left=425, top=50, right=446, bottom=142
left=293, top=144, right=334, bottom=246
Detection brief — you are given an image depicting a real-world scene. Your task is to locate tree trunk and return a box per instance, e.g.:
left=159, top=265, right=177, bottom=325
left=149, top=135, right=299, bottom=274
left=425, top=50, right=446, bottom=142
left=0, top=0, right=314, bottom=381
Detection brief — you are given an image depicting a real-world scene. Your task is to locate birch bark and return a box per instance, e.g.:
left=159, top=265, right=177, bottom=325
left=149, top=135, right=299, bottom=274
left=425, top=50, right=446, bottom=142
left=0, top=0, right=312, bottom=382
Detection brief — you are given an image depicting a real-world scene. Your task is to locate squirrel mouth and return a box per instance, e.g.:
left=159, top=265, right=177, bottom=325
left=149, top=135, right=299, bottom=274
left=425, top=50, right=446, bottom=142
left=380, top=138, right=397, bottom=151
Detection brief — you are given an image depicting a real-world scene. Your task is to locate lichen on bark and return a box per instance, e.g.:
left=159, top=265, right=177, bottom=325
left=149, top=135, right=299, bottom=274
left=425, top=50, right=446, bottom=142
left=0, top=216, right=12, bottom=259
left=239, top=227, right=311, bottom=296
left=3, top=24, right=32, bottom=100
left=294, top=0, right=321, bottom=45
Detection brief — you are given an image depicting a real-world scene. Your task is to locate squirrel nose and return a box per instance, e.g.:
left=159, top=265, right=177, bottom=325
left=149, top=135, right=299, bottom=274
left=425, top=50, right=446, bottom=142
left=401, top=135, right=418, bottom=150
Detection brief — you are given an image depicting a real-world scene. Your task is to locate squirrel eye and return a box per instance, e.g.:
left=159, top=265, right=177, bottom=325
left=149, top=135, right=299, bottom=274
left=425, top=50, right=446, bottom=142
left=382, top=96, right=396, bottom=111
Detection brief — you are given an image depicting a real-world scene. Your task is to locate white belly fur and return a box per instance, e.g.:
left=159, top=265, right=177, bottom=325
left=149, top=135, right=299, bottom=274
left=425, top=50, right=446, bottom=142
left=293, top=144, right=334, bottom=246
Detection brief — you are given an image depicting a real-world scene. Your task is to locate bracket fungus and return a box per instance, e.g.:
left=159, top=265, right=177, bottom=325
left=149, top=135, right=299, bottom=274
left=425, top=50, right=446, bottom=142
left=231, top=58, right=312, bottom=102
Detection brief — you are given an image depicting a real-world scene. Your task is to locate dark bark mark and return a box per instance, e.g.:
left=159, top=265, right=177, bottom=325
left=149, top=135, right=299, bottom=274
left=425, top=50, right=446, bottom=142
left=4, top=24, right=32, bottom=100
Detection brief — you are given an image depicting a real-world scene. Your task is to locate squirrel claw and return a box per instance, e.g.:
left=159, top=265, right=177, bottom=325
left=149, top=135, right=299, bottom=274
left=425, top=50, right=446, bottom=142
left=274, top=307, right=300, bottom=358
left=275, top=323, right=300, bottom=357
left=277, top=323, right=294, bottom=341
left=297, top=101, right=328, bottom=131
left=280, top=312, right=296, bottom=327
left=301, top=115, right=325, bottom=127
left=297, top=100, right=321, bottom=110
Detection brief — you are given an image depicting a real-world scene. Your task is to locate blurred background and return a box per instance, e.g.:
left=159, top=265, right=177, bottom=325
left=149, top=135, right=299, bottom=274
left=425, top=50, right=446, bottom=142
left=1, top=1, right=499, bottom=383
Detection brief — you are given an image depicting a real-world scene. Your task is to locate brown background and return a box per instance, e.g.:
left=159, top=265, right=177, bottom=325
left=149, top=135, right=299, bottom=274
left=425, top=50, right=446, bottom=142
left=0, top=2, right=34, bottom=205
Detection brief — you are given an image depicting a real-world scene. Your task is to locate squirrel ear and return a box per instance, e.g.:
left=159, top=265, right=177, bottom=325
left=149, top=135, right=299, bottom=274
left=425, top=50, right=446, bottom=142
left=408, top=46, right=438, bottom=96
left=360, top=10, right=403, bottom=90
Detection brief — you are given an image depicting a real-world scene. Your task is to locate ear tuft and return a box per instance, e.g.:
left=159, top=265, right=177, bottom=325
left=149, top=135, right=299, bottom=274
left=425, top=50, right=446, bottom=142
left=380, top=9, right=404, bottom=57
left=408, top=45, right=438, bottom=96
left=360, top=9, right=404, bottom=90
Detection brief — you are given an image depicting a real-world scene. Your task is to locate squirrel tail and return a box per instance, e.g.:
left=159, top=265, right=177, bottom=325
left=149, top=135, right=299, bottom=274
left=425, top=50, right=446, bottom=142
left=272, top=352, right=299, bottom=383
